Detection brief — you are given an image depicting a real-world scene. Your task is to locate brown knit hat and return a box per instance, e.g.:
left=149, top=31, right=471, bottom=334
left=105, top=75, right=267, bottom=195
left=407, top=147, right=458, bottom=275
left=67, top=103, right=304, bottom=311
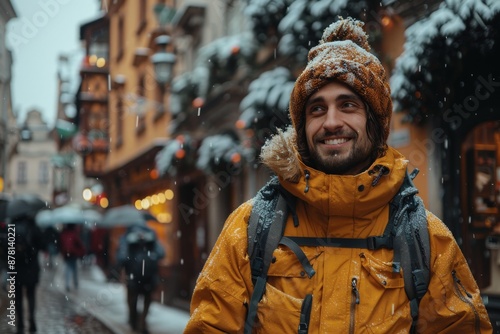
left=289, top=17, right=392, bottom=157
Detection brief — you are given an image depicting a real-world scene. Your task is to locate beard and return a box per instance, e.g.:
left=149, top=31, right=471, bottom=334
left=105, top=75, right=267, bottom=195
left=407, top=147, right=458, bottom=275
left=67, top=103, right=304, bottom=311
left=309, top=132, right=374, bottom=175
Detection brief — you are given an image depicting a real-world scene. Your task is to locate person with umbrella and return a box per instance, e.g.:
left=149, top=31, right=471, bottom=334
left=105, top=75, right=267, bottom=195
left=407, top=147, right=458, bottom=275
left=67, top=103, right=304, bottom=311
left=116, top=222, right=165, bottom=334
left=5, top=194, right=48, bottom=333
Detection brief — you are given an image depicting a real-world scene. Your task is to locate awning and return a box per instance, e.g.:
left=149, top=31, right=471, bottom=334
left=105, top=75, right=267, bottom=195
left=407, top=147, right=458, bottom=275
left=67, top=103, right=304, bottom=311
left=55, top=119, right=78, bottom=139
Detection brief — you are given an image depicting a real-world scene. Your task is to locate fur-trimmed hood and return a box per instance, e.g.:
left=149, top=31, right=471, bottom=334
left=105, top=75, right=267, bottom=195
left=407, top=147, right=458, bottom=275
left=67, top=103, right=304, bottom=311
left=260, top=126, right=303, bottom=183
left=260, top=126, right=411, bottom=218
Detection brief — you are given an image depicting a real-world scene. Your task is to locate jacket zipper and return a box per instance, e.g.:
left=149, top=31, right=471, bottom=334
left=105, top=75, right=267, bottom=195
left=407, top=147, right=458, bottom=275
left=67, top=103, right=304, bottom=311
left=298, top=294, right=313, bottom=334
left=452, top=270, right=480, bottom=334
left=349, top=278, right=360, bottom=334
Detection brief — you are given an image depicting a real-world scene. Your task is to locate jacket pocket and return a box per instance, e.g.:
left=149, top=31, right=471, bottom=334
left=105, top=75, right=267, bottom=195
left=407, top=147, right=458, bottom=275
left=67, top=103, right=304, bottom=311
left=358, top=252, right=412, bottom=333
left=255, top=283, right=303, bottom=333
left=254, top=247, right=318, bottom=333
left=267, top=246, right=321, bottom=279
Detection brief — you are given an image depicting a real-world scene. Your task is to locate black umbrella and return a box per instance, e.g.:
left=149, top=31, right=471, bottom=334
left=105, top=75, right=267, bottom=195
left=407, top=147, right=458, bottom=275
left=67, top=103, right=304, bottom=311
left=6, top=194, right=50, bottom=221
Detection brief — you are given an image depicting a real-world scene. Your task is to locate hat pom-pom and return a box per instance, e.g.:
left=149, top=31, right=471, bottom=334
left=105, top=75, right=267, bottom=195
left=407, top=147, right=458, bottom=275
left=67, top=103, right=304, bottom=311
left=320, top=17, right=370, bottom=52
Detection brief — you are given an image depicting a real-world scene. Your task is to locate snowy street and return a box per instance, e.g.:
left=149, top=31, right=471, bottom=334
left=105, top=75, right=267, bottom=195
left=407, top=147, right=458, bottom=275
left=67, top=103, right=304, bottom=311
left=0, top=256, right=190, bottom=333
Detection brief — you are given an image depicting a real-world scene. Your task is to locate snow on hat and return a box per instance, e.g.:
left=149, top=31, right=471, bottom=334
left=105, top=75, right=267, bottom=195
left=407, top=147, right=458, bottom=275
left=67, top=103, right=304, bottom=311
left=289, top=17, right=392, bottom=155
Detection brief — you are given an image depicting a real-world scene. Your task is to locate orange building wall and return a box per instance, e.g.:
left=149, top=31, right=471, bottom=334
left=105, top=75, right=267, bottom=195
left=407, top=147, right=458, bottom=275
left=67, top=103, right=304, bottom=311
left=106, top=0, right=173, bottom=172
left=381, top=15, right=433, bottom=212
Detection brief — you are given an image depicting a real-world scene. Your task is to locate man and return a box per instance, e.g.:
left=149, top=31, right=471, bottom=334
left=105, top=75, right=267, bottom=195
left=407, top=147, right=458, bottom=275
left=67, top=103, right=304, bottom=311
left=184, top=18, right=492, bottom=333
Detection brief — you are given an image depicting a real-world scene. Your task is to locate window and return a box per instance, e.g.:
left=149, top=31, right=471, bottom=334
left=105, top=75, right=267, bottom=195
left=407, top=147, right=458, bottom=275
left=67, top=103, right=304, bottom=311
left=17, top=161, right=27, bottom=184
left=117, top=16, right=125, bottom=61
left=136, top=73, right=146, bottom=134
left=116, top=95, right=124, bottom=147
left=39, top=161, right=50, bottom=184
left=137, top=0, right=147, bottom=34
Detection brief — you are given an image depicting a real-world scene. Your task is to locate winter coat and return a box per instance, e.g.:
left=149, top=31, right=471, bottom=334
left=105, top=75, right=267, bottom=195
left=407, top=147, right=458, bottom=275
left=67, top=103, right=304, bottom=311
left=184, top=127, right=492, bottom=333
left=12, top=219, right=46, bottom=286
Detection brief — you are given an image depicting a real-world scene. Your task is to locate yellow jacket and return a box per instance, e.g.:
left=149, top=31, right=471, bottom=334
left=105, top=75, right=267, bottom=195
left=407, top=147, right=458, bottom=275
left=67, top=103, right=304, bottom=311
left=185, top=128, right=492, bottom=333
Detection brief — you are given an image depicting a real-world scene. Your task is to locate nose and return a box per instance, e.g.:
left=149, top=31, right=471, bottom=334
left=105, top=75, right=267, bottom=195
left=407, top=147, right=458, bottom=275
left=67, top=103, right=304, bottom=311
left=322, top=107, right=344, bottom=132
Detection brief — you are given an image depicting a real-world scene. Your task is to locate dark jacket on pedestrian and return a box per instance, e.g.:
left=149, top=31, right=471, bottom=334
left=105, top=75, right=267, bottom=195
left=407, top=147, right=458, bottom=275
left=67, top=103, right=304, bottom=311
left=116, top=224, right=165, bottom=291
left=12, top=217, right=46, bottom=286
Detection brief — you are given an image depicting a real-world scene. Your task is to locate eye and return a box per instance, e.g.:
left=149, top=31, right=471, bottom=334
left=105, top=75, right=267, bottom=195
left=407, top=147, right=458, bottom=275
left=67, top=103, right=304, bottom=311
left=341, top=101, right=362, bottom=112
left=307, top=104, right=325, bottom=115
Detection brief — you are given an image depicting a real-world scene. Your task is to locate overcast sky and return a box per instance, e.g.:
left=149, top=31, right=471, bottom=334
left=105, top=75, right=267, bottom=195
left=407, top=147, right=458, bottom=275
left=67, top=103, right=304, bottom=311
left=7, top=0, right=100, bottom=127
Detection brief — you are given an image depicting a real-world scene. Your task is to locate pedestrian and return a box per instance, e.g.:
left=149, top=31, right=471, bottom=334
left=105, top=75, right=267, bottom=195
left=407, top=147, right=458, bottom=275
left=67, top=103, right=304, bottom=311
left=90, top=227, right=110, bottom=277
left=42, top=225, right=59, bottom=269
left=59, top=223, right=86, bottom=291
left=6, top=200, right=46, bottom=333
left=116, top=224, right=165, bottom=334
left=184, top=17, right=493, bottom=333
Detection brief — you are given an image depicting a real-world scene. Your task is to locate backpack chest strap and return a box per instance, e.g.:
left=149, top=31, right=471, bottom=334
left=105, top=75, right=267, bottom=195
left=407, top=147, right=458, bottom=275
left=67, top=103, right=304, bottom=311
left=285, top=235, right=394, bottom=250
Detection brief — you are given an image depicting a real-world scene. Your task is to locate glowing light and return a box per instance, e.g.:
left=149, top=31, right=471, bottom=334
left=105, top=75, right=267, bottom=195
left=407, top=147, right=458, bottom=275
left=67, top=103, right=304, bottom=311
left=150, top=169, right=159, bottom=179
left=152, top=194, right=160, bottom=205
left=99, top=198, right=109, bottom=208
left=192, top=97, right=204, bottom=108
left=231, top=45, right=240, bottom=55
left=96, top=57, right=106, bottom=68
left=134, top=200, right=142, bottom=210
left=83, top=188, right=92, bottom=201
left=381, top=15, right=394, bottom=29
left=158, top=193, right=166, bottom=203
left=88, top=54, right=97, bottom=66
left=235, top=119, right=246, bottom=129
left=164, top=189, right=174, bottom=200
left=231, top=152, right=241, bottom=164
left=142, top=198, right=150, bottom=210
left=175, top=149, right=186, bottom=159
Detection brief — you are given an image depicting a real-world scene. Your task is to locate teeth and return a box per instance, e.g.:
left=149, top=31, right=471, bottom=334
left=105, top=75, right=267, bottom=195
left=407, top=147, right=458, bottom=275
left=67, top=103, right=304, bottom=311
left=324, top=138, right=348, bottom=145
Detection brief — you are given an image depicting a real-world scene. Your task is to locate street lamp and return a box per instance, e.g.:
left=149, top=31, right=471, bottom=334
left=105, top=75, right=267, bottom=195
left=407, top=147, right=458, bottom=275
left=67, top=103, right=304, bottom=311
left=151, top=35, right=176, bottom=85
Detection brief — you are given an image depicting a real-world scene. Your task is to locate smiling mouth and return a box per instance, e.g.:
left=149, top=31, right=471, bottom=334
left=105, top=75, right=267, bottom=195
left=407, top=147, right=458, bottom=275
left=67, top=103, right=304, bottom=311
left=323, top=138, right=350, bottom=145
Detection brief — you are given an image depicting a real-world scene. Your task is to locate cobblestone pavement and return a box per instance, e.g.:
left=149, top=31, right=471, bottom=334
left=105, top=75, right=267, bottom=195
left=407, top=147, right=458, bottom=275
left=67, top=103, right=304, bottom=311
left=0, top=264, right=114, bottom=334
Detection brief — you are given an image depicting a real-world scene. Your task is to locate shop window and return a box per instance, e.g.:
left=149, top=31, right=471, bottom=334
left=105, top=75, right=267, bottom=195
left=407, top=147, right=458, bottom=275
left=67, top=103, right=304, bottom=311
left=468, top=145, right=498, bottom=215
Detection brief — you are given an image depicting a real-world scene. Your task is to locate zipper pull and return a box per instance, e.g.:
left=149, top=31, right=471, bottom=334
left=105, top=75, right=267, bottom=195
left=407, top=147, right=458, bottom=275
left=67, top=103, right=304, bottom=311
left=304, top=170, right=310, bottom=193
left=351, top=278, right=360, bottom=304
left=452, top=270, right=472, bottom=298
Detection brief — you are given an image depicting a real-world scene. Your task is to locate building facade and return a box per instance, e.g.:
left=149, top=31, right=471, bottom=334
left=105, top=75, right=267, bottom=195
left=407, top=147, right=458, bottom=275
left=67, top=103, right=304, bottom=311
left=7, top=109, right=56, bottom=204
left=0, top=0, right=16, bottom=194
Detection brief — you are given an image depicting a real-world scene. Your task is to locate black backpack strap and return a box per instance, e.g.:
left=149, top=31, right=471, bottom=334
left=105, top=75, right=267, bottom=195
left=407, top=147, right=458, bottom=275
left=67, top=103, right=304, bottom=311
left=280, top=237, right=316, bottom=278
left=286, top=235, right=393, bottom=250
left=245, top=177, right=290, bottom=334
left=391, top=168, right=430, bottom=333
